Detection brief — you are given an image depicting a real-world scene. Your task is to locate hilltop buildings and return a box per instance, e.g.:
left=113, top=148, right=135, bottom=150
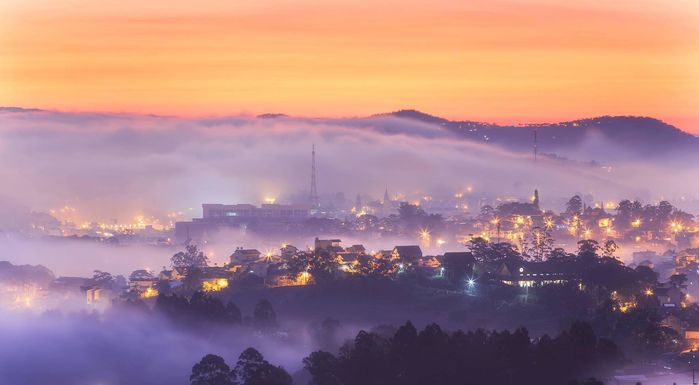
left=174, top=203, right=311, bottom=242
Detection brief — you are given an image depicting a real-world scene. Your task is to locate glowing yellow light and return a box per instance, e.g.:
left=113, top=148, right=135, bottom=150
left=618, top=301, right=636, bottom=313
left=264, top=197, right=277, bottom=204
left=631, top=219, right=641, bottom=228
left=141, top=287, right=159, bottom=298
left=670, top=222, right=684, bottom=232
left=544, top=218, right=553, bottom=228
left=644, top=288, right=654, bottom=296
left=296, top=271, right=311, bottom=285
left=202, top=278, right=229, bottom=292
left=419, top=228, right=430, bottom=239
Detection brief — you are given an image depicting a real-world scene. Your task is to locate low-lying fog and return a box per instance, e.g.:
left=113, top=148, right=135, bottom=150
left=0, top=109, right=697, bottom=225
left=0, top=309, right=355, bottom=385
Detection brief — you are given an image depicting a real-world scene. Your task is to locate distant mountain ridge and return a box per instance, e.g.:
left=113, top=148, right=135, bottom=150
left=2, top=106, right=695, bottom=160
left=375, top=109, right=698, bottom=159
left=0, top=106, right=45, bottom=113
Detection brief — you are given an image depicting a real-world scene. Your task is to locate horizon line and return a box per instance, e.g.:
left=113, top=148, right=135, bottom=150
left=0, top=105, right=692, bottom=133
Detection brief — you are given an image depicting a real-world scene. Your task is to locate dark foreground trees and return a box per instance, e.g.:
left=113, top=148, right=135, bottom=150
left=190, top=348, right=292, bottom=385
left=303, top=321, right=622, bottom=385
left=191, top=354, right=232, bottom=385
left=155, top=292, right=242, bottom=326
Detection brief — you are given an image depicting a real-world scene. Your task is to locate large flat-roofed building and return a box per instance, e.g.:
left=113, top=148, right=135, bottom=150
left=175, top=203, right=311, bottom=242
left=203, top=203, right=310, bottom=219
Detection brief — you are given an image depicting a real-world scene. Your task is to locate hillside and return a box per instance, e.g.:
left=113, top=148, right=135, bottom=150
left=378, top=110, right=698, bottom=159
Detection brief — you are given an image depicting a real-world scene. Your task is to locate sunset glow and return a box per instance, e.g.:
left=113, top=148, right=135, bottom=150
left=1, top=0, right=697, bottom=130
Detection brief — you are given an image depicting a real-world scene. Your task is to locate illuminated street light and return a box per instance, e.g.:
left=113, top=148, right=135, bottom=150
left=419, top=228, right=430, bottom=239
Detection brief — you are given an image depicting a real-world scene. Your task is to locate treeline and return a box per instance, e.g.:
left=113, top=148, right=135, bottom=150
left=303, top=321, right=620, bottom=385
left=120, top=293, right=278, bottom=331
left=191, top=348, right=292, bottom=385
left=192, top=321, right=622, bottom=385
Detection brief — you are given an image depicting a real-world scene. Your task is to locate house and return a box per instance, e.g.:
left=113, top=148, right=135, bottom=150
left=128, top=269, right=157, bottom=291
left=230, top=248, right=262, bottom=264
left=441, top=252, right=475, bottom=278
left=345, top=244, right=366, bottom=254
left=84, top=286, right=106, bottom=305
left=236, top=260, right=274, bottom=278
left=654, top=284, right=684, bottom=308
left=265, top=262, right=302, bottom=287
left=50, top=277, right=88, bottom=294
left=492, top=259, right=574, bottom=287
left=374, top=250, right=393, bottom=259
left=338, top=252, right=362, bottom=265
left=391, top=246, right=423, bottom=264
left=675, top=248, right=699, bottom=269
left=158, top=267, right=186, bottom=281
left=412, top=255, right=443, bottom=276
left=314, top=238, right=344, bottom=253
left=280, top=244, right=299, bottom=259
left=265, top=262, right=288, bottom=285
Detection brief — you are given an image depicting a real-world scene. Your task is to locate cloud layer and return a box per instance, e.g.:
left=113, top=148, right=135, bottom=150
left=2, top=109, right=697, bottom=225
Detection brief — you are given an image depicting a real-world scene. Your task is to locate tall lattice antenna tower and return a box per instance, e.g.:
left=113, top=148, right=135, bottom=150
left=309, top=144, right=319, bottom=207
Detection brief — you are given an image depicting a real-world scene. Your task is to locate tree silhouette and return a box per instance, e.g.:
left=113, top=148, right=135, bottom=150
left=524, top=226, right=554, bottom=262
left=303, top=351, right=342, bottom=385
left=226, top=301, right=242, bottom=324
left=253, top=299, right=277, bottom=331
left=565, top=195, right=583, bottom=217
left=155, top=293, right=242, bottom=326
left=88, top=270, right=116, bottom=289
left=441, top=252, right=474, bottom=283
left=172, top=244, right=209, bottom=268
left=602, top=240, right=619, bottom=258
left=232, top=348, right=292, bottom=385
left=190, top=354, right=233, bottom=385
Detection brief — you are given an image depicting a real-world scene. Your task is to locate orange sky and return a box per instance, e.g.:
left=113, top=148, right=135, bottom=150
left=1, top=0, right=697, bottom=131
